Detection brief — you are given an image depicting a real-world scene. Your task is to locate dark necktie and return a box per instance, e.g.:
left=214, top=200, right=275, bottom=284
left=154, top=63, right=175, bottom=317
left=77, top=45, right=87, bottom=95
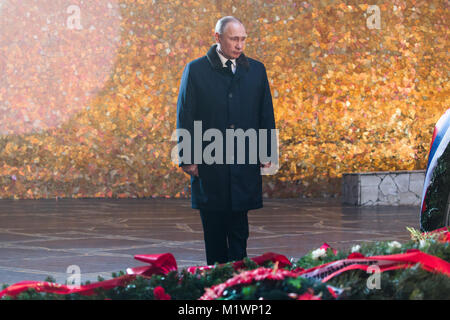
left=225, top=59, right=233, bottom=74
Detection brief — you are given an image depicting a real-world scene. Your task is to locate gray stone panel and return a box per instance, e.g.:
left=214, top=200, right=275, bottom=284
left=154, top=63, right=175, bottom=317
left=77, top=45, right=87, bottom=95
left=398, top=192, right=420, bottom=206
left=379, top=175, right=397, bottom=196
left=361, top=185, right=378, bottom=205
left=409, top=172, right=425, bottom=196
left=393, top=174, right=410, bottom=193
left=361, top=175, right=381, bottom=187
left=342, top=170, right=425, bottom=206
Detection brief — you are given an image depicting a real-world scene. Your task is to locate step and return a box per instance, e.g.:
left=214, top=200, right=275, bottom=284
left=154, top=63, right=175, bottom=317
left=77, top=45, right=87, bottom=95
left=342, top=170, right=425, bottom=206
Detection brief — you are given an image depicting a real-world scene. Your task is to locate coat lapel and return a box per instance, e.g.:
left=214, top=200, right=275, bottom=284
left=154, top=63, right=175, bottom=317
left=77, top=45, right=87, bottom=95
left=206, top=44, right=249, bottom=81
left=206, top=44, right=223, bottom=70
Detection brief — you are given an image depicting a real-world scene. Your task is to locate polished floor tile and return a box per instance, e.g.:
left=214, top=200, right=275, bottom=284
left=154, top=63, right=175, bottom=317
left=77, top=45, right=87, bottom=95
left=0, top=198, right=419, bottom=285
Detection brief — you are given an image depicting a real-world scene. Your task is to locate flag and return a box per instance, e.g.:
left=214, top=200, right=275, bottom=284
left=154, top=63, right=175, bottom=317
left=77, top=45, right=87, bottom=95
left=420, top=108, right=450, bottom=230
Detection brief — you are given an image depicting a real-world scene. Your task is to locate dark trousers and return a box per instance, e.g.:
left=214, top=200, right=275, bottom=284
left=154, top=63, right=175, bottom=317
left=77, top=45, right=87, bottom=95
left=199, top=209, right=249, bottom=265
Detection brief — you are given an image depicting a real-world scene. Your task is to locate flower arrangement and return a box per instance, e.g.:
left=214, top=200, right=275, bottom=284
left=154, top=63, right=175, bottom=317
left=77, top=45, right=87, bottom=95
left=1, top=227, right=449, bottom=300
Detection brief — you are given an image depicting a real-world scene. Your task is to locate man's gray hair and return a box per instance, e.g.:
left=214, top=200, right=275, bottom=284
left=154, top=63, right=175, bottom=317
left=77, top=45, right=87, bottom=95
left=215, top=16, right=244, bottom=34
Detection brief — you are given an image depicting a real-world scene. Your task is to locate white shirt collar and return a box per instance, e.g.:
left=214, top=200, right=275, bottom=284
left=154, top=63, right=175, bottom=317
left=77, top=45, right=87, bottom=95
left=216, top=45, right=236, bottom=68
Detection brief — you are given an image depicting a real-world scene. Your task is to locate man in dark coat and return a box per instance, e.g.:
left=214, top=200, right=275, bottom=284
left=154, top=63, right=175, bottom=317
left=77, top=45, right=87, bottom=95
left=175, top=16, right=277, bottom=265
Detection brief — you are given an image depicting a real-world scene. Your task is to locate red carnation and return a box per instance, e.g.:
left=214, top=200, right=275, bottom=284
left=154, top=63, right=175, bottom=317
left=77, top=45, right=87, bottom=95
left=347, top=252, right=365, bottom=259
left=297, top=289, right=322, bottom=300
left=153, top=286, right=171, bottom=300
left=320, top=243, right=338, bottom=255
left=440, top=232, right=450, bottom=243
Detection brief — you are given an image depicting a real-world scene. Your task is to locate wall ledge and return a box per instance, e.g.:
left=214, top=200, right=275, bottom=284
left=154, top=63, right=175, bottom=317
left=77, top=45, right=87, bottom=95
left=342, top=170, right=425, bottom=206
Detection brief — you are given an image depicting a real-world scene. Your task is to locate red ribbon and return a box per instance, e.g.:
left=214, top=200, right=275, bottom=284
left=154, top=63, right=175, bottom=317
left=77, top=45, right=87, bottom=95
left=1, top=249, right=448, bottom=299
left=298, top=249, right=450, bottom=283
left=0, top=275, right=137, bottom=298
left=126, top=253, right=178, bottom=276
left=0, top=253, right=177, bottom=298
left=0, top=252, right=286, bottom=298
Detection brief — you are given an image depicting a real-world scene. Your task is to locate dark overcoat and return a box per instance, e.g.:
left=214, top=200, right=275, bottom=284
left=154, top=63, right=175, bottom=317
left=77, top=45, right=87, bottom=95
left=176, top=44, right=276, bottom=212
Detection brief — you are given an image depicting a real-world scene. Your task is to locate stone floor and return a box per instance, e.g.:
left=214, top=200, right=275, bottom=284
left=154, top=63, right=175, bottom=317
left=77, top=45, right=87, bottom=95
left=0, top=198, right=420, bottom=286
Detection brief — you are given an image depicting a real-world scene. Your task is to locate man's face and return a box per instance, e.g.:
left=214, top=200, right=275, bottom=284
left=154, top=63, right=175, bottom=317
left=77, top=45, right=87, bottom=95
left=215, top=22, right=247, bottom=60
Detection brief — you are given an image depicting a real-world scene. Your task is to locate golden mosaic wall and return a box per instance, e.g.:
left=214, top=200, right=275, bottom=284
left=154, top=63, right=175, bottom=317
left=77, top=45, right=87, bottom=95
left=0, top=0, right=448, bottom=199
